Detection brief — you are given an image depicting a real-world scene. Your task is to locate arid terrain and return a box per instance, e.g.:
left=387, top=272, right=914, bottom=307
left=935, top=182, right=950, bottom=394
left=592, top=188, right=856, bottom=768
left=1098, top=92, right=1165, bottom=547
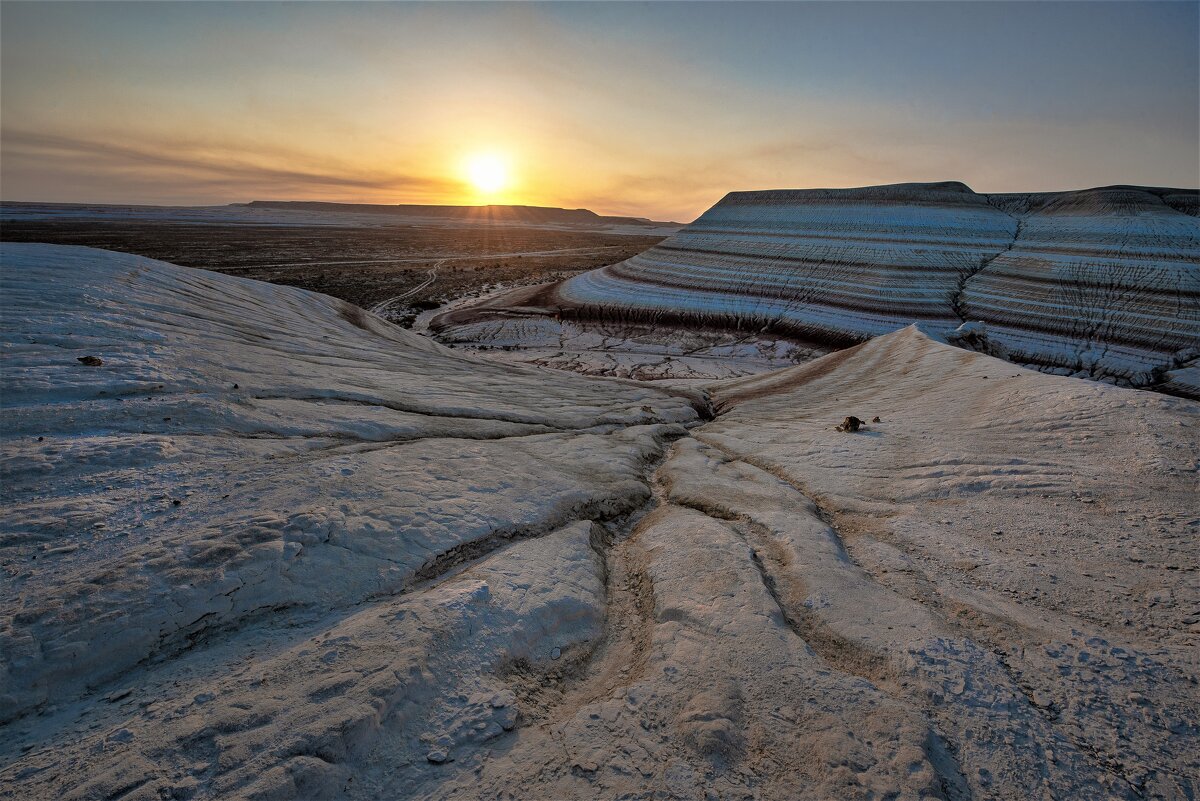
left=435, top=182, right=1200, bottom=394
left=3, top=0, right=1196, bottom=796
left=1, top=243, right=1197, bottom=801
left=0, top=204, right=671, bottom=327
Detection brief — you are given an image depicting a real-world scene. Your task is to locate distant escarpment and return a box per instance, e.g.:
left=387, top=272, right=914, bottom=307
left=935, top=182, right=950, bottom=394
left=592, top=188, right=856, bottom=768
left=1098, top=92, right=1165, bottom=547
left=243, top=200, right=676, bottom=228
left=440, top=182, right=1199, bottom=394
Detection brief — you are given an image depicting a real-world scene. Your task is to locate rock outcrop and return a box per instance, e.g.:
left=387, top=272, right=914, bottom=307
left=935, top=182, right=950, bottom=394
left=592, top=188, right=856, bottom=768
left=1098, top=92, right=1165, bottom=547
left=444, top=182, right=1199, bottom=394
left=0, top=243, right=702, bottom=727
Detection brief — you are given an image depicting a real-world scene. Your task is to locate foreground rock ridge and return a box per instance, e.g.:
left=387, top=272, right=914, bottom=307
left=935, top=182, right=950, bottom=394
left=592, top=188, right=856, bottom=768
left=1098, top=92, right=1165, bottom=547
left=2, top=244, right=1197, bottom=800
left=435, top=181, right=1200, bottom=394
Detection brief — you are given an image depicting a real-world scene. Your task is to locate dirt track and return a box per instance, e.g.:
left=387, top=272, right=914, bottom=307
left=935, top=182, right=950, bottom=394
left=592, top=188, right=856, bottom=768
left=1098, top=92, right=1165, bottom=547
left=0, top=219, right=664, bottom=313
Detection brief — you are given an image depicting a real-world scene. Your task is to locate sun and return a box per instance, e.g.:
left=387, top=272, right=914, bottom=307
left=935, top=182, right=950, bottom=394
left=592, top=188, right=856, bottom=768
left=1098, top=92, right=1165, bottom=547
left=464, top=153, right=508, bottom=194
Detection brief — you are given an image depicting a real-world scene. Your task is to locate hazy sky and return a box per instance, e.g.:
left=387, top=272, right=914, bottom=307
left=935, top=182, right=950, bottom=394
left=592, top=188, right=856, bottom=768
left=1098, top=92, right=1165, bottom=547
left=2, top=1, right=1197, bottom=221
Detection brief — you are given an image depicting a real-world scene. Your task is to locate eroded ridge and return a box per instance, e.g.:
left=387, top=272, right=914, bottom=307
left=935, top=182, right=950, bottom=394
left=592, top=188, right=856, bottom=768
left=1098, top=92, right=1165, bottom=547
left=434, top=181, right=1200, bottom=394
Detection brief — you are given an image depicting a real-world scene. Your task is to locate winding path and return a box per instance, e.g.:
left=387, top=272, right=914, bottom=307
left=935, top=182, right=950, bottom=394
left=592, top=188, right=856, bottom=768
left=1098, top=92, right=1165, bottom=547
left=369, top=259, right=443, bottom=318
left=367, top=244, right=627, bottom=319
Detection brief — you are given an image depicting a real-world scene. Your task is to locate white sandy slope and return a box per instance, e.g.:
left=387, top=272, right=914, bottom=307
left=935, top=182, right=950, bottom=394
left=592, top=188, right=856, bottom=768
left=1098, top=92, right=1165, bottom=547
left=2, top=244, right=1197, bottom=800
left=0, top=244, right=699, bottom=754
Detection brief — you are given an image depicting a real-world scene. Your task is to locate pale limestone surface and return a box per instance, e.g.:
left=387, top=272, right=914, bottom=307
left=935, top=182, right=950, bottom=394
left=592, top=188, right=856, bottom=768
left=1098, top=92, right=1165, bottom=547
left=2, top=245, right=1196, bottom=800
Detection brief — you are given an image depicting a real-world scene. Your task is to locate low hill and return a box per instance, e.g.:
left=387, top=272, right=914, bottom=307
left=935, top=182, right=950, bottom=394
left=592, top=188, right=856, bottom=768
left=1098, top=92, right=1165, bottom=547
left=243, top=200, right=677, bottom=228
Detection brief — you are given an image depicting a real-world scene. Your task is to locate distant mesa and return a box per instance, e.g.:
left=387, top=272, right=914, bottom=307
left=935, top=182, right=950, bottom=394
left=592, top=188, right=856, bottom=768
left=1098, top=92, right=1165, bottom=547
left=436, top=181, right=1200, bottom=396
left=0, top=199, right=682, bottom=233
left=242, top=200, right=679, bottom=228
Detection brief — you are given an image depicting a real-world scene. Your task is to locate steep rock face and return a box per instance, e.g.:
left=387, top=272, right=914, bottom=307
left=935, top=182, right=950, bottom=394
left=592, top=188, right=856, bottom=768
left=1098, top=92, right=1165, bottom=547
left=960, top=187, right=1200, bottom=385
left=556, top=182, right=1018, bottom=342
left=515, top=182, right=1199, bottom=392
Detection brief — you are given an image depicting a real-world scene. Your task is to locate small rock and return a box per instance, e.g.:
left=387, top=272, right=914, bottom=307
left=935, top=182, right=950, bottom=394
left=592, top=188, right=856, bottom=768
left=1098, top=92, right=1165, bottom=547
left=172, top=499, right=182, bottom=506
left=193, top=692, right=215, bottom=705
left=77, top=356, right=103, bottom=366
left=550, top=647, right=562, bottom=660
left=497, top=706, right=518, bottom=731
left=426, top=748, right=449, bottom=764
left=835, top=416, right=864, bottom=433
left=871, top=416, right=881, bottom=423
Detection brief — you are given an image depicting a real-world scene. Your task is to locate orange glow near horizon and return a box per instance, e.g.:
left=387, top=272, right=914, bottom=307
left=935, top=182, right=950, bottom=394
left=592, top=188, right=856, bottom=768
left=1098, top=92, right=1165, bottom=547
left=1, top=3, right=1196, bottom=222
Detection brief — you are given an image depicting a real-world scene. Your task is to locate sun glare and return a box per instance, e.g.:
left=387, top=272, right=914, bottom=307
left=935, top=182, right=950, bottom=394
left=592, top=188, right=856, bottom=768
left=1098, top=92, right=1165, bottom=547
left=464, top=153, right=509, bottom=194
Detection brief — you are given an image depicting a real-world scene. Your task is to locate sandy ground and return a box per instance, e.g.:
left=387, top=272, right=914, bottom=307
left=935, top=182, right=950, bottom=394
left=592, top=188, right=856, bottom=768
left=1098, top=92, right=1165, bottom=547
left=1, top=244, right=1197, bottom=800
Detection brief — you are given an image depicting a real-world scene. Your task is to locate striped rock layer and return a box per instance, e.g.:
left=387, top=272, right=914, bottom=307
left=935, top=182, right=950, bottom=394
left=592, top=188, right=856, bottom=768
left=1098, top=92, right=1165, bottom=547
left=542, top=182, right=1200, bottom=393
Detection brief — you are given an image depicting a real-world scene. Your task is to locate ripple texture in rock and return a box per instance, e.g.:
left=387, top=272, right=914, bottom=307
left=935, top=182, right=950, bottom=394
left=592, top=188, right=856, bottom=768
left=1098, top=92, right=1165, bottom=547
left=534, top=182, right=1199, bottom=393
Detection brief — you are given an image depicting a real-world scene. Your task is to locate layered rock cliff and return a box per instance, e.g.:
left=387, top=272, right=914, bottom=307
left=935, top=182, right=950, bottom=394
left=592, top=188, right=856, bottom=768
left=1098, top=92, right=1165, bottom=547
left=469, top=182, right=1198, bottom=393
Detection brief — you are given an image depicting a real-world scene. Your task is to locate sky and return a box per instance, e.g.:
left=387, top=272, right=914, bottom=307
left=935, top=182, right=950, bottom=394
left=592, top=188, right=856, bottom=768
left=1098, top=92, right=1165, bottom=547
left=2, top=1, right=1197, bottom=222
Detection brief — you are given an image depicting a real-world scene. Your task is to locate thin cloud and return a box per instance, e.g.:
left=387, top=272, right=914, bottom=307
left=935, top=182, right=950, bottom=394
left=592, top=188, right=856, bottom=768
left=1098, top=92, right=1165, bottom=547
left=1, top=129, right=456, bottom=201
